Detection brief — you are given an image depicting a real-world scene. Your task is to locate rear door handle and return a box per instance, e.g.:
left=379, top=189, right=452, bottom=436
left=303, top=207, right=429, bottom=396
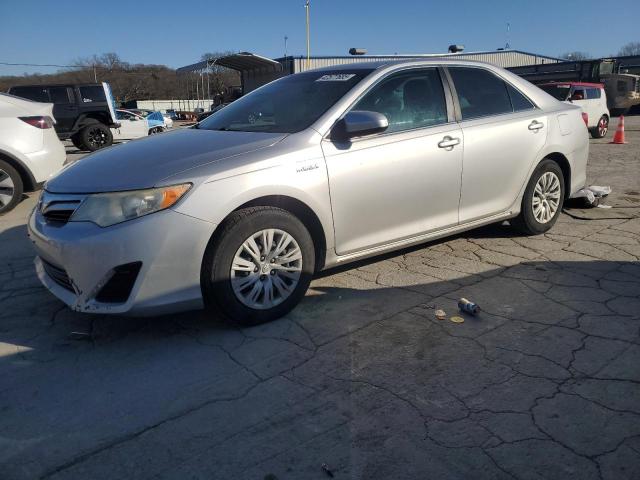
left=438, top=136, right=460, bottom=149
left=528, top=120, right=544, bottom=131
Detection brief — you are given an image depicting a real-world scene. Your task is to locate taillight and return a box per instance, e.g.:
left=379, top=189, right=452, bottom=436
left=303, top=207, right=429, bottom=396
left=19, top=116, right=54, bottom=129
left=581, top=112, right=589, bottom=126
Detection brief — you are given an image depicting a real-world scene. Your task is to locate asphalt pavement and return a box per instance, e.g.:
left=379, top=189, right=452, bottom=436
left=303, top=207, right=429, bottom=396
left=1, top=118, right=639, bottom=479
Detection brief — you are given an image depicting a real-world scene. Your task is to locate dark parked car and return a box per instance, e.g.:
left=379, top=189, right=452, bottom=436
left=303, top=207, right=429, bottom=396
left=8, top=83, right=119, bottom=151
left=196, top=103, right=229, bottom=122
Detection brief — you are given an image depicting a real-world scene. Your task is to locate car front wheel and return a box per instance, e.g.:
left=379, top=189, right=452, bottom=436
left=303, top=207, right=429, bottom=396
left=202, top=206, right=315, bottom=325
left=512, top=159, right=565, bottom=235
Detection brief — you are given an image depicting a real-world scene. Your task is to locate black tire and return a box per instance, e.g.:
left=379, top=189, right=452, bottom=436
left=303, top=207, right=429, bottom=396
left=512, top=159, right=565, bottom=235
left=0, top=160, right=24, bottom=215
left=79, top=121, right=113, bottom=151
left=71, top=133, right=86, bottom=151
left=590, top=115, right=609, bottom=139
left=202, top=206, right=315, bottom=325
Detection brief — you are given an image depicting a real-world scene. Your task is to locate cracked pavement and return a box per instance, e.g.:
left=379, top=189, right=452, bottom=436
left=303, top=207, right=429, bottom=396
left=1, top=120, right=639, bottom=479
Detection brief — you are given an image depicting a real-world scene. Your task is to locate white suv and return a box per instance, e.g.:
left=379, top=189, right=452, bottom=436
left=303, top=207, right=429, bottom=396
left=539, top=82, right=610, bottom=138
left=0, top=93, right=66, bottom=214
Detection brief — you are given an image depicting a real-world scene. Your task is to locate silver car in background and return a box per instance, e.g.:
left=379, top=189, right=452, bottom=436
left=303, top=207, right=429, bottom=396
left=28, top=59, right=589, bottom=324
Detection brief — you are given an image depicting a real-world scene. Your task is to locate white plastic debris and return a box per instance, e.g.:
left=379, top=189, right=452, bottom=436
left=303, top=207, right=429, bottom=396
left=588, top=185, right=612, bottom=197
left=571, top=185, right=612, bottom=207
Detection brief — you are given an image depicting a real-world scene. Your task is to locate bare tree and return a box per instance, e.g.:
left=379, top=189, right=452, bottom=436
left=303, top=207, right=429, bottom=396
left=618, top=42, right=640, bottom=56
left=0, top=53, right=204, bottom=104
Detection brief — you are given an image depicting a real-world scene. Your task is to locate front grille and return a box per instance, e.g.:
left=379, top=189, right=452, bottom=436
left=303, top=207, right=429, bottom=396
left=42, top=209, right=76, bottom=223
left=41, top=258, right=74, bottom=292
left=39, top=191, right=84, bottom=225
left=95, top=262, right=142, bottom=303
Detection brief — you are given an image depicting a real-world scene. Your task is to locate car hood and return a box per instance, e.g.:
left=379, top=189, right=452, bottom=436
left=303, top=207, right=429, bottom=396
left=46, top=128, right=287, bottom=193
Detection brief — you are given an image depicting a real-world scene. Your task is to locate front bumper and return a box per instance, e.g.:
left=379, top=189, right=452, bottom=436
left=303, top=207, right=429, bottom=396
left=28, top=207, right=216, bottom=316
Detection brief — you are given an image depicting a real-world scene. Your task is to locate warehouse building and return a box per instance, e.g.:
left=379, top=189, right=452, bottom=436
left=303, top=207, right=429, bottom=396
left=178, top=49, right=562, bottom=94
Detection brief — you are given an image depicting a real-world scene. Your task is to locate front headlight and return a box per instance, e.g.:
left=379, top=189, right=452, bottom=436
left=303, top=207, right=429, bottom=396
left=71, top=183, right=191, bottom=227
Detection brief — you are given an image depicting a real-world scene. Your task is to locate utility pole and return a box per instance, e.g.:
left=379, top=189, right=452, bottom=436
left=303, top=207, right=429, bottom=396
left=284, top=35, right=288, bottom=57
left=93, top=64, right=97, bottom=82
left=305, top=1, right=310, bottom=69
left=505, top=22, right=511, bottom=50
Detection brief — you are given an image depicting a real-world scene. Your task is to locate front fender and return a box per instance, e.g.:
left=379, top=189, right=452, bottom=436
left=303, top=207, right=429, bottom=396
left=174, top=161, right=335, bottom=252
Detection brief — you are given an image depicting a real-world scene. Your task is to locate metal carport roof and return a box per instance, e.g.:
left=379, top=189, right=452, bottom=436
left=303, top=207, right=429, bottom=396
left=176, top=52, right=282, bottom=73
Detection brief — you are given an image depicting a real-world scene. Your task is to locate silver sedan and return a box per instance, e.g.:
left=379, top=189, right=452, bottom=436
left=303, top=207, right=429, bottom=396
left=29, top=59, right=589, bottom=324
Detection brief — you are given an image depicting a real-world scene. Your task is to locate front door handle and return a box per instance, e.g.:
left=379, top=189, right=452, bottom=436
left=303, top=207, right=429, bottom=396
left=438, top=136, right=460, bottom=149
left=528, top=120, right=544, bottom=131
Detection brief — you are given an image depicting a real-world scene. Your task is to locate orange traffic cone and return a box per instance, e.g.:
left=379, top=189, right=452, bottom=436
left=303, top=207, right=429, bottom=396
left=610, top=116, right=627, bottom=144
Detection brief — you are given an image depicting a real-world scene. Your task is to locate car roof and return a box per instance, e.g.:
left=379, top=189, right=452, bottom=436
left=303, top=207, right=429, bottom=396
left=310, top=58, right=503, bottom=72
left=539, top=81, right=605, bottom=88
left=9, top=83, right=103, bottom=89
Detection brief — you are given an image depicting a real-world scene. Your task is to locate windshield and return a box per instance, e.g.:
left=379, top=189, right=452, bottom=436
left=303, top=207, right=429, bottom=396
left=198, top=69, right=372, bottom=133
left=539, top=85, right=571, bottom=101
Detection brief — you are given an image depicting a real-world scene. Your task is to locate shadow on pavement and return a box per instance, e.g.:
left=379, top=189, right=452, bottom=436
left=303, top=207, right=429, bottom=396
left=1, top=256, right=639, bottom=480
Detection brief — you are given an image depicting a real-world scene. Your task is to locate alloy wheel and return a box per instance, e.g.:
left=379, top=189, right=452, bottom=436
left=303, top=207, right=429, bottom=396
left=598, top=117, right=608, bottom=137
left=87, top=127, right=107, bottom=148
left=532, top=171, right=561, bottom=224
left=0, top=168, right=15, bottom=208
left=230, top=228, right=303, bottom=310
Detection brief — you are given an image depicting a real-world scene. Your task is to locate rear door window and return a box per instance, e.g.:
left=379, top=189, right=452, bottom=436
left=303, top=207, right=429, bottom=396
left=506, top=83, right=535, bottom=111
left=78, top=86, right=106, bottom=103
left=571, top=88, right=586, bottom=101
left=448, top=67, right=513, bottom=120
left=49, top=87, right=73, bottom=104
left=586, top=88, right=601, bottom=99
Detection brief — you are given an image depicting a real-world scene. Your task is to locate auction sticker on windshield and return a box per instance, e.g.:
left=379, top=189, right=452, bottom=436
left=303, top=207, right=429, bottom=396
left=316, top=74, right=356, bottom=82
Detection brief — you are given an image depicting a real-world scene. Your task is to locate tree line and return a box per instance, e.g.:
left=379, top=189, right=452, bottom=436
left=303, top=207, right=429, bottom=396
left=0, top=53, right=239, bottom=104
left=560, top=41, right=640, bottom=61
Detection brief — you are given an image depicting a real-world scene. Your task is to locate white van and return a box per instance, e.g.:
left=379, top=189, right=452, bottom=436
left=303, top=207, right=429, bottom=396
left=539, top=82, right=610, bottom=138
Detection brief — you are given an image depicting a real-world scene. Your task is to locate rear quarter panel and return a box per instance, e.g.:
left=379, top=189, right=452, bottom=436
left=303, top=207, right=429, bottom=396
left=535, top=105, right=589, bottom=197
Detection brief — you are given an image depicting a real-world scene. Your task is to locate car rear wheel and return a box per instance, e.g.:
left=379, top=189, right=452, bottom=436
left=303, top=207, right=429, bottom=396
left=512, top=159, right=565, bottom=235
left=0, top=160, right=23, bottom=215
left=80, top=122, right=113, bottom=151
left=202, top=206, right=315, bottom=325
left=590, top=115, right=609, bottom=139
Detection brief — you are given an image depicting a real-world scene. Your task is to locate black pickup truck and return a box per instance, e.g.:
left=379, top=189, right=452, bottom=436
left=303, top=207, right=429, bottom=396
left=8, top=83, right=119, bottom=151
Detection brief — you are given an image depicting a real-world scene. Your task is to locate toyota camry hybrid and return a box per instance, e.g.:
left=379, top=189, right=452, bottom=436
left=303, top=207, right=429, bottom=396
left=28, top=59, right=589, bottom=324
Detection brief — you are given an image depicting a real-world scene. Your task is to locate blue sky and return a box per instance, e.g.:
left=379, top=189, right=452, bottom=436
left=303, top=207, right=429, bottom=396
left=1, top=0, right=638, bottom=76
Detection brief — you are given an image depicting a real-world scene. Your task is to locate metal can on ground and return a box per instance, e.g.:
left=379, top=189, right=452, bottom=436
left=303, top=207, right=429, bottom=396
left=458, top=298, right=479, bottom=315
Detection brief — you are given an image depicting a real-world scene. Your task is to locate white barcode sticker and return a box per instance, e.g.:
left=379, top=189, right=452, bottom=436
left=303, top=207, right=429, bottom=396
left=316, top=74, right=356, bottom=82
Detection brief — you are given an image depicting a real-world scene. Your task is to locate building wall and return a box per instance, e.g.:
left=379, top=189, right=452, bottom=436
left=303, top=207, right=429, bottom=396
left=132, top=100, right=209, bottom=111
left=242, top=69, right=289, bottom=93
left=289, top=51, right=560, bottom=73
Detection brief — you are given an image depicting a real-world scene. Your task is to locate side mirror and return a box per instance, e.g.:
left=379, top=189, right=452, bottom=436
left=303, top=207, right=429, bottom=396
left=332, top=110, right=389, bottom=140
